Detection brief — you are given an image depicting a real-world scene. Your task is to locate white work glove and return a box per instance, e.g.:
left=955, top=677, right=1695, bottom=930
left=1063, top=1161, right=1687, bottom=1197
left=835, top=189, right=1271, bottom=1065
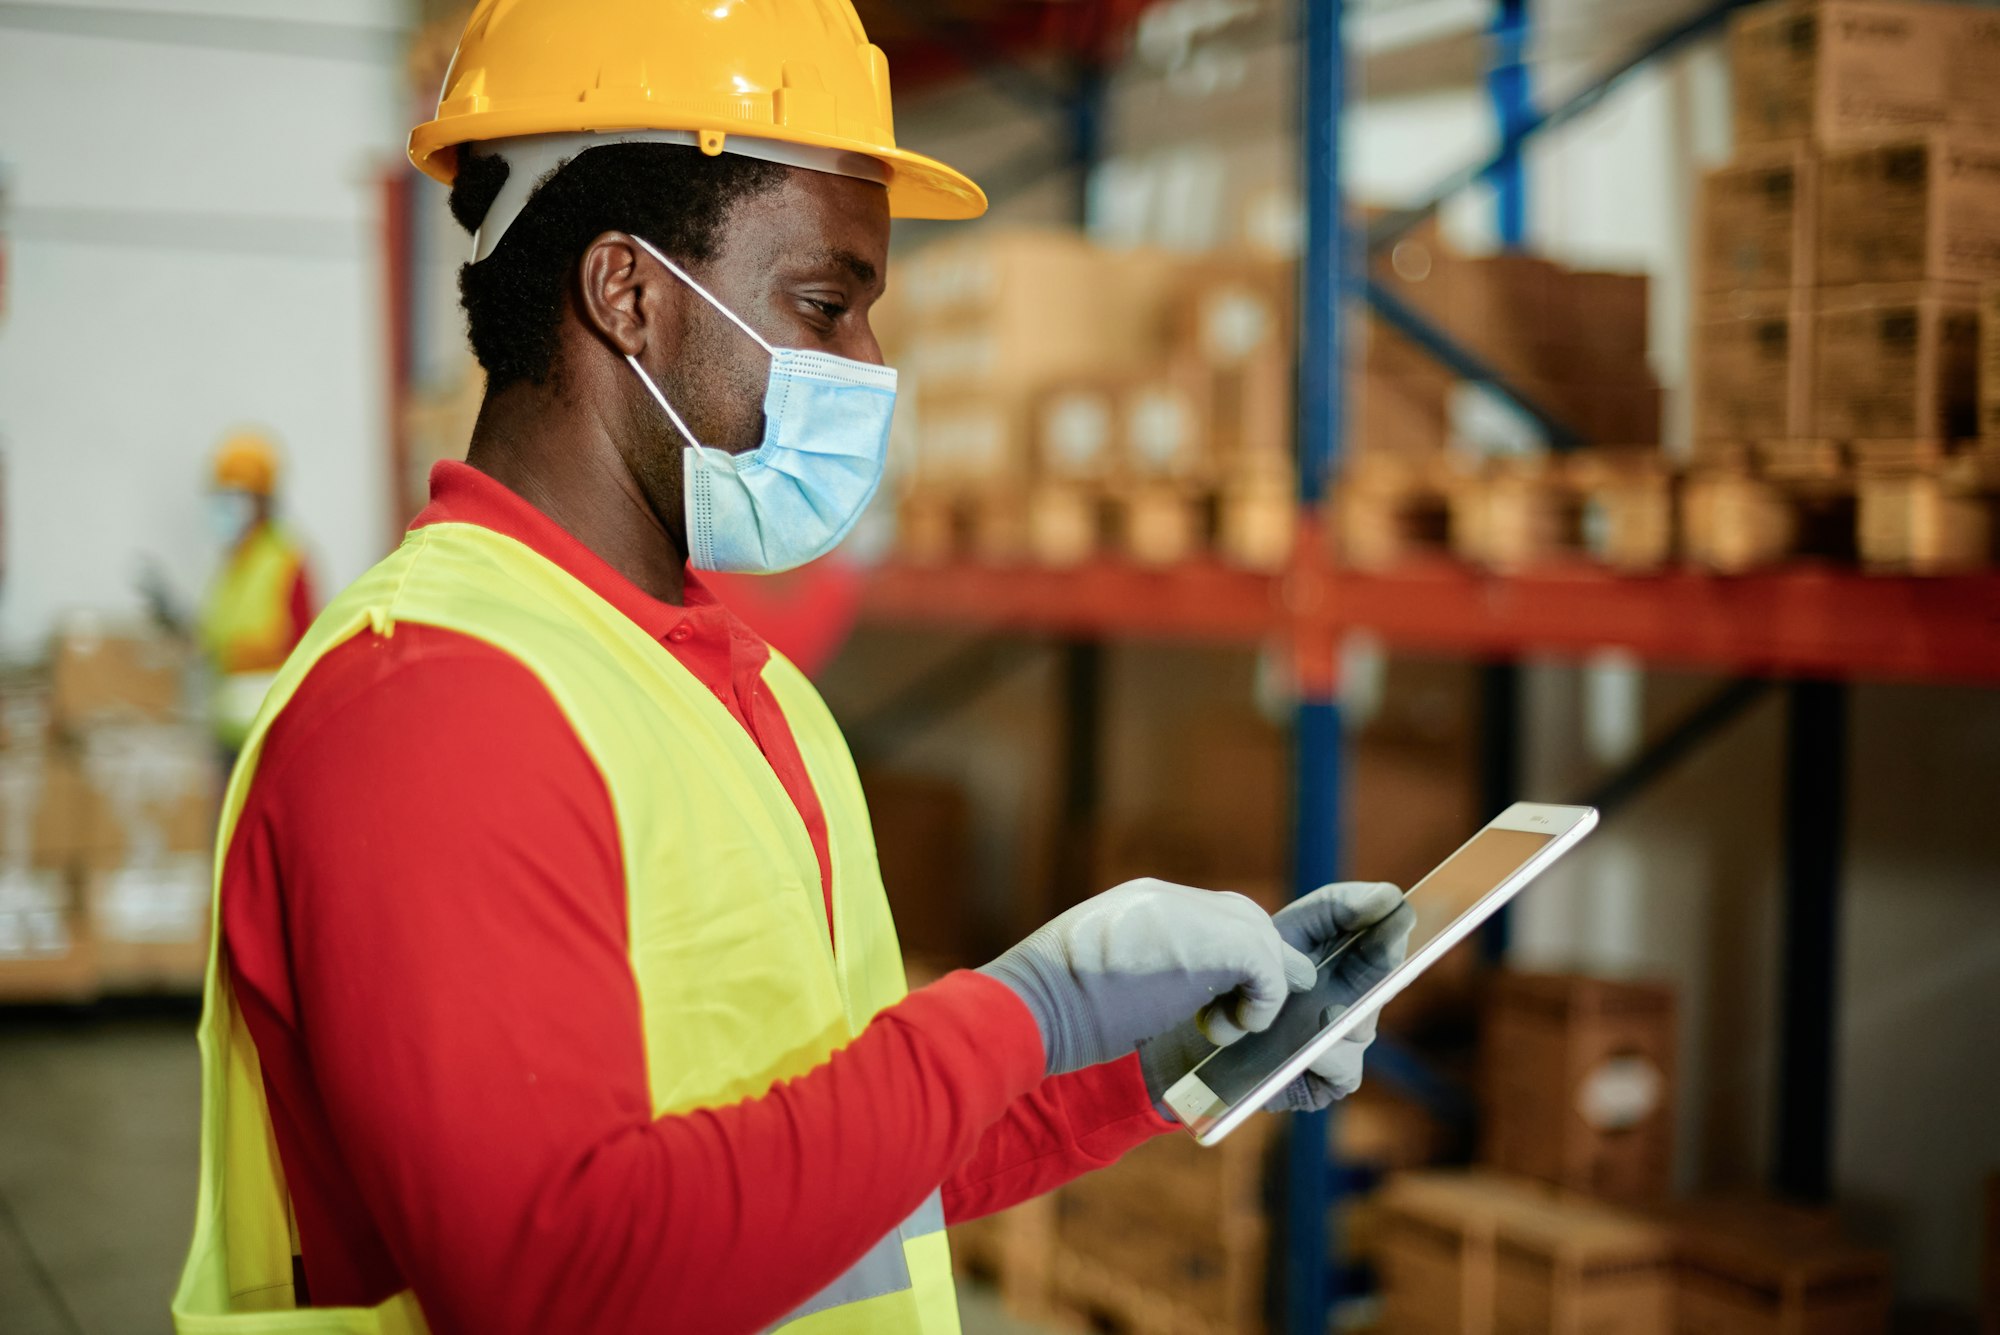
left=1263, top=882, right=1414, bottom=1112
left=979, top=879, right=1317, bottom=1077
left=1133, top=882, right=1413, bottom=1114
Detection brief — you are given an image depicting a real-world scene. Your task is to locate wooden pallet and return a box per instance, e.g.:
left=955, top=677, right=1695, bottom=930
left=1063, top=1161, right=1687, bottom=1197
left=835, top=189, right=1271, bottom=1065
left=948, top=1195, right=1058, bottom=1322
left=1856, top=454, right=2000, bottom=574
left=897, top=472, right=1297, bottom=573
left=1680, top=470, right=1857, bottom=575
left=1334, top=453, right=1459, bottom=570
left=1046, top=1232, right=1267, bottom=1335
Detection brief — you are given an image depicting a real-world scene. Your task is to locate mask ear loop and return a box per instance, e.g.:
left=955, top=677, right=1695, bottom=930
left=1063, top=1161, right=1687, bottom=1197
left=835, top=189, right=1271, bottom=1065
left=625, top=234, right=778, bottom=457
left=629, top=235, right=774, bottom=355
left=625, top=354, right=704, bottom=452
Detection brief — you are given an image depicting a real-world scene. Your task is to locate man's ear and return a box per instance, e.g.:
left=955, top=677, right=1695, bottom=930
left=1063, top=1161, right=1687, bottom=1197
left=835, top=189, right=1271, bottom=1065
left=576, top=231, right=675, bottom=361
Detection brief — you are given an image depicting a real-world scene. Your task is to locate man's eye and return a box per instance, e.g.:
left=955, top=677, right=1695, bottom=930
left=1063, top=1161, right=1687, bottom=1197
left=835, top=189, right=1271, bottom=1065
left=807, top=299, right=846, bottom=320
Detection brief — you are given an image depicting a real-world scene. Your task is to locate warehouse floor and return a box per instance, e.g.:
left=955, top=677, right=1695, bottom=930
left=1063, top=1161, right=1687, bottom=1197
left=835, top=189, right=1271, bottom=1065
left=0, top=1009, right=1058, bottom=1335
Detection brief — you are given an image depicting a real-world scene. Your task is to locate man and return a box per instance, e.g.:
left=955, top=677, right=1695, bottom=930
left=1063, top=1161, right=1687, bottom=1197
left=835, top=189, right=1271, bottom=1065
left=172, top=4, right=1411, bottom=1333
left=197, top=431, right=314, bottom=756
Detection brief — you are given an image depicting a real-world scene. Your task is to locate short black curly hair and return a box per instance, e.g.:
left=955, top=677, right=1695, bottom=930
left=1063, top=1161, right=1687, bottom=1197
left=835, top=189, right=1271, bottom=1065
left=449, top=143, right=787, bottom=392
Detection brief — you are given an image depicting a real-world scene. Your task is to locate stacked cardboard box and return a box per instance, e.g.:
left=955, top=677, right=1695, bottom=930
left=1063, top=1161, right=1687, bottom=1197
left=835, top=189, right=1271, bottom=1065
left=1481, top=971, right=1677, bottom=1203
left=1379, top=1171, right=1675, bottom=1335
left=1690, top=0, right=2000, bottom=571
left=881, top=228, right=1301, bottom=570
left=0, top=621, right=217, bottom=1003
left=0, top=677, right=95, bottom=1001
left=1380, top=1172, right=1892, bottom=1335
left=1051, top=1115, right=1272, bottom=1334
left=1373, top=240, right=1660, bottom=452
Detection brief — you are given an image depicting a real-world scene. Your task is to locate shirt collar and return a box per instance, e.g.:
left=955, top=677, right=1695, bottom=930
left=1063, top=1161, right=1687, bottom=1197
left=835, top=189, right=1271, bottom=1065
left=411, top=460, right=720, bottom=643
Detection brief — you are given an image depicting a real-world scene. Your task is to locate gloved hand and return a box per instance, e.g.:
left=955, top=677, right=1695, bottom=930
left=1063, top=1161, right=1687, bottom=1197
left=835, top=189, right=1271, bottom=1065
left=979, top=879, right=1317, bottom=1077
left=1262, top=881, right=1414, bottom=1113
left=1133, top=881, right=1414, bottom=1114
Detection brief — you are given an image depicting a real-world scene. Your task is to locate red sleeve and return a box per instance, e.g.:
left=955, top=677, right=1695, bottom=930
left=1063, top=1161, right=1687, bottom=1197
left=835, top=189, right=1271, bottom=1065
left=229, top=630, right=1046, bottom=1335
left=942, top=1054, right=1177, bottom=1224
left=284, top=562, right=314, bottom=651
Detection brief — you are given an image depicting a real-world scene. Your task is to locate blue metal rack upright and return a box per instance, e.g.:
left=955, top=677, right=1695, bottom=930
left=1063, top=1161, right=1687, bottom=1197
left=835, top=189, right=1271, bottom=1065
left=1282, top=2, right=1770, bottom=1330
left=1281, top=0, right=1345, bottom=1329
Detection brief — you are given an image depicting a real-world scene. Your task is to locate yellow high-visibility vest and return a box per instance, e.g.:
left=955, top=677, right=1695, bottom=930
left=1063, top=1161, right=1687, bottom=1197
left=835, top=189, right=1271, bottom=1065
left=199, top=523, right=307, bottom=750
left=172, top=521, right=960, bottom=1335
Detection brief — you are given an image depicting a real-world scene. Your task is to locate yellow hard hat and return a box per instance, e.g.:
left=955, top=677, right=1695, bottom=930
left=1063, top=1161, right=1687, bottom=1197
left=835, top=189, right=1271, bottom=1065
left=212, top=432, right=280, bottom=496
left=408, top=0, right=987, bottom=223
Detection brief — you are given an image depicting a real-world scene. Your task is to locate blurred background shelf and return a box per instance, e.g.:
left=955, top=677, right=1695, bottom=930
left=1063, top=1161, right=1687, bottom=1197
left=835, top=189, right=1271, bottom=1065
left=861, top=558, right=1288, bottom=643
left=864, top=559, right=2000, bottom=684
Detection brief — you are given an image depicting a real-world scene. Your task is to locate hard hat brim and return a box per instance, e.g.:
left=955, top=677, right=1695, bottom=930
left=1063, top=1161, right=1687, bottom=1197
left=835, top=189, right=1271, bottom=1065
left=409, top=116, right=987, bottom=221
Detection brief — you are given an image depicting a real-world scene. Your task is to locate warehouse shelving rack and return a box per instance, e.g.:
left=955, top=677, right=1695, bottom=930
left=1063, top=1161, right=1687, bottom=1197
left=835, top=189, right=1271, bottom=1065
left=843, top=0, right=2000, bottom=1330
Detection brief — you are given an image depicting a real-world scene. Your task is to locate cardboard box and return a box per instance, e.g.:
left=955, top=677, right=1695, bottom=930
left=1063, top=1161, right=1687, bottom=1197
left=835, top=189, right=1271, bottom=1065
left=1699, top=148, right=1817, bottom=291
left=1510, top=377, right=1665, bottom=447
left=83, top=855, right=210, bottom=992
left=1819, top=136, right=2000, bottom=286
left=0, top=750, right=89, bottom=867
left=0, top=868, right=96, bottom=1002
left=1695, top=289, right=1814, bottom=440
left=77, top=725, right=221, bottom=865
left=49, top=622, right=187, bottom=729
left=908, top=390, right=1035, bottom=484
left=1493, top=1197, right=1673, bottom=1335
left=1353, top=369, right=1451, bottom=457
left=1671, top=1209, right=1892, bottom=1335
left=1980, top=281, right=2000, bottom=437
left=1482, top=972, right=1677, bottom=1202
left=1377, top=1171, right=1558, bottom=1335
left=887, top=233, right=1182, bottom=395
left=1170, top=256, right=1294, bottom=370
left=0, top=673, right=53, bottom=753
left=1121, top=378, right=1212, bottom=481
left=0, top=866, right=80, bottom=961
left=1568, top=271, right=1652, bottom=357
left=1033, top=379, right=1128, bottom=482
left=1814, top=282, right=1979, bottom=439
left=1731, top=1, right=1979, bottom=148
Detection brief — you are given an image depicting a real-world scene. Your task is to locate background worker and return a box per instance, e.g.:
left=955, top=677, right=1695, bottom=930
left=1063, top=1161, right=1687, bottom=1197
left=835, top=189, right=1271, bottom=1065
left=197, top=431, right=314, bottom=756
left=173, top=4, right=1411, bottom=1334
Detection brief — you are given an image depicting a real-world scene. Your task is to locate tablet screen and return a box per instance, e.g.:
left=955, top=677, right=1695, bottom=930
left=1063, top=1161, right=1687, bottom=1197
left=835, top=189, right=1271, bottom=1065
left=1182, top=826, right=1555, bottom=1109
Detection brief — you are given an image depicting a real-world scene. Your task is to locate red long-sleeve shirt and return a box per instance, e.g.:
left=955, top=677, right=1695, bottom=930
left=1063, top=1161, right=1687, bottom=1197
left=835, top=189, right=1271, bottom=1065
left=220, top=461, right=1172, bottom=1334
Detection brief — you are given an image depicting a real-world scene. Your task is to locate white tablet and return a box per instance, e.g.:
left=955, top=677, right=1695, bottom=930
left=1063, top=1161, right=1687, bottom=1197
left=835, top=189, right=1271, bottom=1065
left=1161, top=801, right=1598, bottom=1145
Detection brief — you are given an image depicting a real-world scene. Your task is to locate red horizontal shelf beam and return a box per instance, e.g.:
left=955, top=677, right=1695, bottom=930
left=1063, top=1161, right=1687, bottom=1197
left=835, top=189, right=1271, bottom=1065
left=1299, top=563, right=2000, bottom=686
left=861, top=559, right=1288, bottom=643
left=861, top=559, right=2000, bottom=685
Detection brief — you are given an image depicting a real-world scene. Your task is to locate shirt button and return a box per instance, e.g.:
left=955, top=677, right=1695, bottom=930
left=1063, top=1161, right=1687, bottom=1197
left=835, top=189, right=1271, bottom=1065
left=668, top=624, right=692, bottom=644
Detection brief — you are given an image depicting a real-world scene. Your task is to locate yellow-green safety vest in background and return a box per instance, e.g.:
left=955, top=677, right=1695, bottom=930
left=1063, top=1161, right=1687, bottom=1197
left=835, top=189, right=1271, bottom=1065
left=172, top=521, right=959, bottom=1335
left=199, top=523, right=306, bottom=750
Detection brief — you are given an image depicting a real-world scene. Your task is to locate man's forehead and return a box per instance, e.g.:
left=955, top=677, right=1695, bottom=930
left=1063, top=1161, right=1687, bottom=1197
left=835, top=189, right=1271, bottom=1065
left=730, top=172, right=889, bottom=283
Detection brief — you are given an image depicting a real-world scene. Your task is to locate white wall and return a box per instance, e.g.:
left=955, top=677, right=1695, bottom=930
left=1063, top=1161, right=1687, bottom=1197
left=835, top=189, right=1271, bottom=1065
left=0, top=0, right=407, bottom=653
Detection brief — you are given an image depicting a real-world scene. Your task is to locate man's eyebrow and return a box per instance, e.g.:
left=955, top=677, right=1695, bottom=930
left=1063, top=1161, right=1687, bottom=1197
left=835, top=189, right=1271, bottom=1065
left=811, top=248, right=879, bottom=287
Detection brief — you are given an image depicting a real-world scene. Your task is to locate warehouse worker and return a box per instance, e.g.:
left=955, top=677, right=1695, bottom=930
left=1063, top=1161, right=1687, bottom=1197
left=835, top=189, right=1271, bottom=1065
left=198, top=431, right=314, bottom=756
left=173, top=4, right=1412, bottom=1333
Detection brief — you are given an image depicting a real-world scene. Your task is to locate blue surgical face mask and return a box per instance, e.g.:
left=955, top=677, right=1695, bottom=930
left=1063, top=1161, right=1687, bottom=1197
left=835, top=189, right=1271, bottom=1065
left=208, top=491, right=258, bottom=546
left=623, top=235, right=897, bottom=575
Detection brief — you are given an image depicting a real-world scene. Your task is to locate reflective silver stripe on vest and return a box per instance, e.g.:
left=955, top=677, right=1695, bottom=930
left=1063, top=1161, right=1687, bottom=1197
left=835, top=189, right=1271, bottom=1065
left=764, top=1190, right=947, bottom=1329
